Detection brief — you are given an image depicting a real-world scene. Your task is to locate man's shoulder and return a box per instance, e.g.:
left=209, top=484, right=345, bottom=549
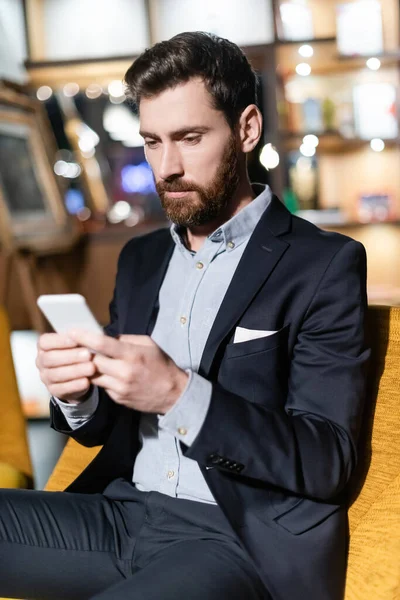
left=119, top=225, right=171, bottom=260
left=288, top=211, right=364, bottom=258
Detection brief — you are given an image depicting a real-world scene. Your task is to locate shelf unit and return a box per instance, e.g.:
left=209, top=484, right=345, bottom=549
left=271, top=0, right=400, bottom=225
left=20, top=0, right=400, bottom=225
left=282, top=133, right=400, bottom=154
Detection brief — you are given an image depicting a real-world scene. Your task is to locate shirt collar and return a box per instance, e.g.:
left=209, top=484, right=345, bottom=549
left=170, top=224, right=189, bottom=253
left=170, top=183, right=272, bottom=253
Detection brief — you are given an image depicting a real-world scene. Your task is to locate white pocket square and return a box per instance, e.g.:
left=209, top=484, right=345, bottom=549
left=234, top=326, right=278, bottom=344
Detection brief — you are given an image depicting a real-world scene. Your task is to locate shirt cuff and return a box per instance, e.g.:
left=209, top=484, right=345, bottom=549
left=51, top=387, right=99, bottom=430
left=158, top=370, right=212, bottom=446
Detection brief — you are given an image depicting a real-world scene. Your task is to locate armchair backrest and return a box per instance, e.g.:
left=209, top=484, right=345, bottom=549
left=345, top=306, right=400, bottom=599
left=0, top=306, right=33, bottom=485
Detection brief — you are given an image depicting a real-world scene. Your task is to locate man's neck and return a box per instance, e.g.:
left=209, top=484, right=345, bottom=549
left=184, top=179, right=256, bottom=253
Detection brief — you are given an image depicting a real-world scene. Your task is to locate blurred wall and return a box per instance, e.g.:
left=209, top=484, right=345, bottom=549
left=42, top=0, right=148, bottom=60
left=0, top=0, right=27, bottom=83
left=1, top=220, right=399, bottom=332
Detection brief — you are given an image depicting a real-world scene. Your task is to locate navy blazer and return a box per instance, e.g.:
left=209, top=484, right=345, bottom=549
left=51, top=196, right=370, bottom=600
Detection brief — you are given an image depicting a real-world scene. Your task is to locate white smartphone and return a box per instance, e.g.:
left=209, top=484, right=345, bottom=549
left=37, top=294, right=103, bottom=335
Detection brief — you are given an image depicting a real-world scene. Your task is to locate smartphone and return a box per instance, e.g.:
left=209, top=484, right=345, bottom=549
left=37, top=294, right=103, bottom=335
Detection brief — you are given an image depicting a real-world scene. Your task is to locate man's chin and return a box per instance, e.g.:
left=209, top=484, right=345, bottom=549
left=162, top=196, right=224, bottom=227
left=162, top=200, right=207, bottom=227
left=167, top=215, right=197, bottom=227
left=168, top=212, right=216, bottom=227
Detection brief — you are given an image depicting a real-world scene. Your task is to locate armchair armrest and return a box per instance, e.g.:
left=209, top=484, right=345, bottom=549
left=0, top=462, right=29, bottom=489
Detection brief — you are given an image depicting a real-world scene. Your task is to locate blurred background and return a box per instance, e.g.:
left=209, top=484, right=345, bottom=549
left=1, top=0, right=400, bottom=486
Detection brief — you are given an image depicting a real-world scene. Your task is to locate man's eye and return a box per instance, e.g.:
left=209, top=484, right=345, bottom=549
left=144, top=140, right=159, bottom=149
left=184, top=136, right=201, bottom=145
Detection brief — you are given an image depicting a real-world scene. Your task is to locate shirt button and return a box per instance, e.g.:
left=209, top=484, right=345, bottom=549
left=227, top=241, right=235, bottom=249
left=167, top=470, right=175, bottom=479
left=196, top=261, right=204, bottom=269
left=178, top=427, right=187, bottom=436
left=180, top=316, right=187, bottom=324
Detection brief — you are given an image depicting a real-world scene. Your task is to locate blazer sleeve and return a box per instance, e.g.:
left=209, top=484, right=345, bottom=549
left=50, top=241, right=131, bottom=446
left=184, top=240, right=370, bottom=501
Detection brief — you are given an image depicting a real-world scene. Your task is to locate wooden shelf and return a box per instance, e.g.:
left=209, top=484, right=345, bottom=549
left=25, top=43, right=273, bottom=88
left=281, top=133, right=400, bottom=154
left=328, top=51, right=400, bottom=74
left=275, top=37, right=336, bottom=46
left=276, top=39, right=400, bottom=77
left=296, top=210, right=400, bottom=229
left=26, top=57, right=135, bottom=88
left=337, top=50, right=400, bottom=62
left=324, top=220, right=400, bottom=229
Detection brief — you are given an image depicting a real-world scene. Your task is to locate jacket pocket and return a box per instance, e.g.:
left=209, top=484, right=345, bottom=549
left=273, top=497, right=341, bottom=535
left=225, top=324, right=290, bottom=359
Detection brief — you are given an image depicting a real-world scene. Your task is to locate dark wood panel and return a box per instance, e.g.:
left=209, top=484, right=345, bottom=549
left=2, top=219, right=400, bottom=330
left=0, top=221, right=167, bottom=330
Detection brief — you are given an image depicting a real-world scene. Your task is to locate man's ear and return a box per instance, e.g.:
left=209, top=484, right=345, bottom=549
left=238, top=105, right=263, bottom=154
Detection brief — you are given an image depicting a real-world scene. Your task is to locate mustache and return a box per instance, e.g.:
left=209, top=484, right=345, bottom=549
left=156, top=180, right=201, bottom=194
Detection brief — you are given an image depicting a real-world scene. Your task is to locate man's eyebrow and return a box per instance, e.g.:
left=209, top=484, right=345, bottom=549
left=139, top=130, right=160, bottom=139
left=139, top=126, right=211, bottom=139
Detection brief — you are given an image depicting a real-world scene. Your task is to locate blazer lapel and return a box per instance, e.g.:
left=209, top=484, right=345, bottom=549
left=199, top=196, right=292, bottom=378
left=123, top=228, right=174, bottom=335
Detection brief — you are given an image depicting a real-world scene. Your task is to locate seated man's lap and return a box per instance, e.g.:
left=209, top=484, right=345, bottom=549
left=0, top=487, right=266, bottom=600
left=92, top=538, right=266, bottom=600
left=0, top=487, right=132, bottom=599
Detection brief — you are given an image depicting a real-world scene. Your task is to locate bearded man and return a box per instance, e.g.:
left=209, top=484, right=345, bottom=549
left=0, top=32, right=369, bottom=600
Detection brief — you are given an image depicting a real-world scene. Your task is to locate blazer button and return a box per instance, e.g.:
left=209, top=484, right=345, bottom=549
left=209, top=455, right=223, bottom=465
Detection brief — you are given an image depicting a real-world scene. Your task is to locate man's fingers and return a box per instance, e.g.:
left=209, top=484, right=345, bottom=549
left=92, top=354, right=122, bottom=377
left=45, top=362, right=96, bottom=384
left=38, top=333, right=78, bottom=351
left=91, top=374, right=128, bottom=397
left=40, top=347, right=92, bottom=369
left=67, top=330, right=128, bottom=359
left=92, top=354, right=140, bottom=381
left=118, top=334, right=155, bottom=347
left=50, top=378, right=91, bottom=399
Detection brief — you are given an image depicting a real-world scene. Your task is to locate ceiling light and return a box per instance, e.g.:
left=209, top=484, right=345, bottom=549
left=300, top=143, right=316, bottom=157
left=296, top=63, right=312, bottom=76
left=298, top=45, right=314, bottom=58
left=366, top=58, right=381, bottom=71
left=63, top=82, right=80, bottom=97
left=259, top=143, right=280, bottom=170
left=303, top=134, right=319, bottom=147
left=36, top=86, right=53, bottom=101
left=370, top=138, right=385, bottom=152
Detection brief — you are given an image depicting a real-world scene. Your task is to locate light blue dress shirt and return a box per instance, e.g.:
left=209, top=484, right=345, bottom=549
left=54, top=184, right=272, bottom=504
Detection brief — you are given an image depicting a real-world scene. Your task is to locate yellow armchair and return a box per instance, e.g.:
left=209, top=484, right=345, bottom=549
left=3, top=306, right=399, bottom=598
left=0, top=306, right=33, bottom=489
left=345, top=306, right=400, bottom=599
left=44, top=306, right=400, bottom=599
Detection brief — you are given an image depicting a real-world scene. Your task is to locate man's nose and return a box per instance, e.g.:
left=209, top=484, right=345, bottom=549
left=159, top=145, right=184, bottom=181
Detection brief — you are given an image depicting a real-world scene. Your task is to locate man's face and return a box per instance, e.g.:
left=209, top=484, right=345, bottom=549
left=139, top=78, right=240, bottom=227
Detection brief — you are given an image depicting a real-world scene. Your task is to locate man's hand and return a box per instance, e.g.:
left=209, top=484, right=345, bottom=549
left=67, top=330, right=189, bottom=414
left=36, top=334, right=96, bottom=403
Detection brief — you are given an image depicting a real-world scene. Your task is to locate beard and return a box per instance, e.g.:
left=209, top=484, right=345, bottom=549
left=156, top=135, right=240, bottom=227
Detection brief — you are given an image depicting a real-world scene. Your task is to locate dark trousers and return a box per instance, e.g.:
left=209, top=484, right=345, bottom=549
left=0, top=477, right=267, bottom=600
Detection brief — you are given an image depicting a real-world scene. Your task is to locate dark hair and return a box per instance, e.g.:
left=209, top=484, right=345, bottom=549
left=124, top=31, right=258, bottom=129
